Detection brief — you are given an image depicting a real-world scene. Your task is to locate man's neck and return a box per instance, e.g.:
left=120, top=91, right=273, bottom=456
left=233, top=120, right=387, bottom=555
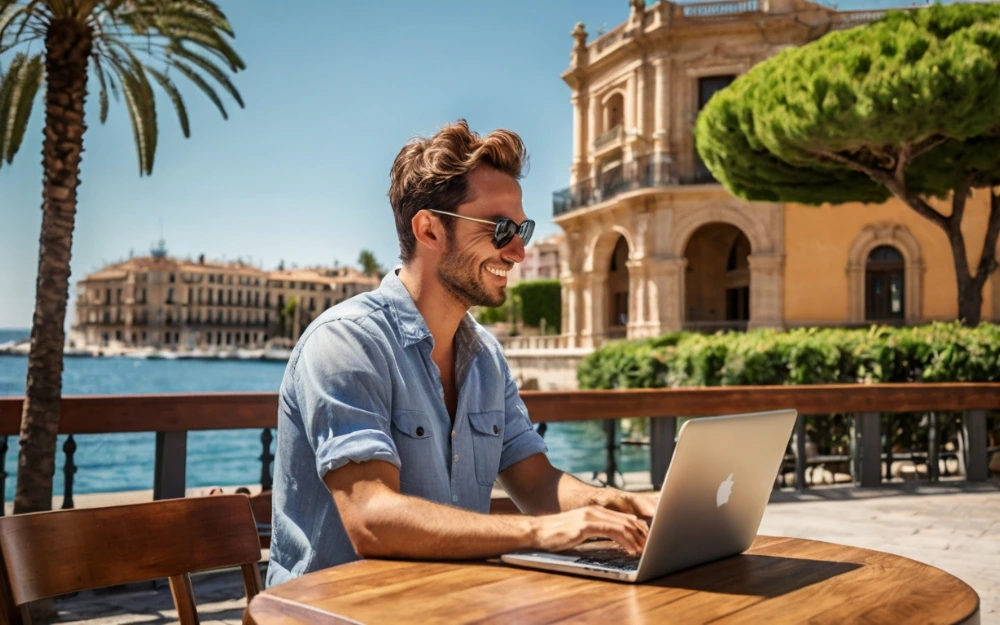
left=397, top=263, right=467, bottom=354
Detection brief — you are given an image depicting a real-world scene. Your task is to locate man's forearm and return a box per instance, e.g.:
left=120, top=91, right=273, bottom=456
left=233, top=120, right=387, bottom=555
left=348, top=489, right=538, bottom=560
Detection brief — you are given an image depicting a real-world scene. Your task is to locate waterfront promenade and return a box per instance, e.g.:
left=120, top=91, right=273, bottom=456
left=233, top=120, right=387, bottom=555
left=32, top=475, right=1000, bottom=624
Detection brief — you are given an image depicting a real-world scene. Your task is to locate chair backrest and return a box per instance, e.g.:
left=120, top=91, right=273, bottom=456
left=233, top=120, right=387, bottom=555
left=248, top=490, right=273, bottom=550
left=0, top=495, right=261, bottom=624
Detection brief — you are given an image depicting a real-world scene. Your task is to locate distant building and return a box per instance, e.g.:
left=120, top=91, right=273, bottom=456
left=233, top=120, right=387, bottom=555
left=70, top=242, right=380, bottom=350
left=508, top=234, right=563, bottom=286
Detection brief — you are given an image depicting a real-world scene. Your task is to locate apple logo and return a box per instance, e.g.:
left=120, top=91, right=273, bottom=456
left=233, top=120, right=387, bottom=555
left=717, top=473, right=734, bottom=507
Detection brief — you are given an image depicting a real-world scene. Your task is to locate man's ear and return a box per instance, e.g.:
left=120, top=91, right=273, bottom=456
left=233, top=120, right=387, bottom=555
left=411, top=210, right=447, bottom=253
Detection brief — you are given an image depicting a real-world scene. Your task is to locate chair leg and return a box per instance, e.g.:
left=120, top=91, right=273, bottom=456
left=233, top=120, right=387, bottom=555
left=241, top=563, right=262, bottom=601
left=168, top=574, right=199, bottom=625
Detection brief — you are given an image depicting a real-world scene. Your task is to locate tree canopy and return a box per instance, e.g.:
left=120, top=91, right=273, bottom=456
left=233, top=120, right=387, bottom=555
left=695, top=2, right=1000, bottom=205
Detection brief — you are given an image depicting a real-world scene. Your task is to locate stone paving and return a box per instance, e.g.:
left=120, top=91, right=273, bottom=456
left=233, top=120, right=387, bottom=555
left=40, top=478, right=1000, bottom=624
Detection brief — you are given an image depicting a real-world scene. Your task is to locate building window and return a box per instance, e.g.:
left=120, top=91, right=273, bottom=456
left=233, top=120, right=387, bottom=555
left=694, top=75, right=736, bottom=181
left=865, top=245, right=905, bottom=322
left=237, top=290, right=243, bottom=306
left=325, top=298, right=331, bottom=310
left=218, top=289, right=224, bottom=304
left=265, top=293, right=271, bottom=307
left=309, top=297, right=316, bottom=311
left=209, top=275, right=215, bottom=284
left=226, top=332, right=232, bottom=345
left=207, top=333, right=213, bottom=345
left=105, top=289, right=112, bottom=305
left=188, top=287, right=193, bottom=304
left=207, top=290, right=214, bottom=304
left=115, top=330, right=122, bottom=342
left=166, top=288, right=174, bottom=304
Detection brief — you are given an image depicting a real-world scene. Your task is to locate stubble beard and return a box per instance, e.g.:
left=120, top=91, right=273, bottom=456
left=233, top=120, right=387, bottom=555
left=437, top=238, right=506, bottom=309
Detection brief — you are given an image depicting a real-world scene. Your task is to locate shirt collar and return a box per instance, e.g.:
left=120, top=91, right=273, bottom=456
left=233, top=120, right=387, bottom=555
left=380, top=269, right=485, bottom=356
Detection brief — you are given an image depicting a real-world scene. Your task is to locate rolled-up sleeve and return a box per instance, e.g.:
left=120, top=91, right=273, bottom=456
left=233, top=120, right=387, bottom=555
left=291, top=320, right=400, bottom=479
left=498, top=359, right=548, bottom=473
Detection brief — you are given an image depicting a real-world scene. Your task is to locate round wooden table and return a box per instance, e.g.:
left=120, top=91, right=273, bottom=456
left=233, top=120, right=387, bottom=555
left=245, top=536, right=980, bottom=624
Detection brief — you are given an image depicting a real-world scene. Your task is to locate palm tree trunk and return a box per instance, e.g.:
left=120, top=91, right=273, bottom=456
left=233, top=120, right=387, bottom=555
left=13, top=20, right=92, bottom=515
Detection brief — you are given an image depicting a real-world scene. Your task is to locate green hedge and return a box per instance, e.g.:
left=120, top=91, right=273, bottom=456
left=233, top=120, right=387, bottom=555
left=476, top=279, right=561, bottom=333
left=578, top=323, right=1000, bottom=389
left=579, top=323, right=1000, bottom=461
left=512, top=279, right=561, bottom=333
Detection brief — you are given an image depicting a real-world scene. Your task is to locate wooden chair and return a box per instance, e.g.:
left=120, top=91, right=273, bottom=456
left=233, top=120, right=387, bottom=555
left=0, top=494, right=262, bottom=625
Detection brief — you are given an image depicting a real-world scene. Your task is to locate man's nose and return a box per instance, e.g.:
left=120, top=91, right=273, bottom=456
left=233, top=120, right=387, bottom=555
left=502, top=236, right=526, bottom=264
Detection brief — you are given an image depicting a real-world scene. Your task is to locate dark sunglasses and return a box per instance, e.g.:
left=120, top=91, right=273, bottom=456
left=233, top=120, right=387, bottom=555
left=427, top=209, right=535, bottom=249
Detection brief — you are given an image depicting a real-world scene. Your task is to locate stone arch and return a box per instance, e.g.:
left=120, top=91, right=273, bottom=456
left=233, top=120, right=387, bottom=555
left=584, top=225, right=636, bottom=274
left=669, top=204, right=771, bottom=258
left=846, top=223, right=924, bottom=324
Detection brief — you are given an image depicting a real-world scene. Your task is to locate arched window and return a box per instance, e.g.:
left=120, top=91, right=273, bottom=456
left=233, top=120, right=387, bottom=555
left=603, top=92, right=624, bottom=132
left=865, top=245, right=905, bottom=322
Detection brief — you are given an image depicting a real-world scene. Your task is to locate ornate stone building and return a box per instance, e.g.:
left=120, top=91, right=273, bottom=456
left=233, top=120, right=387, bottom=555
left=553, top=0, right=1000, bottom=349
left=70, top=242, right=380, bottom=351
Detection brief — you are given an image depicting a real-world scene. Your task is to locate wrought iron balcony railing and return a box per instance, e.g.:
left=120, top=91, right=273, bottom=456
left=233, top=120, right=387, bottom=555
left=553, top=152, right=717, bottom=217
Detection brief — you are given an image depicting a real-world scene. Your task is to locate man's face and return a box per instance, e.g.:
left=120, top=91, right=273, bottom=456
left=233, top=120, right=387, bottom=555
left=437, top=166, right=527, bottom=309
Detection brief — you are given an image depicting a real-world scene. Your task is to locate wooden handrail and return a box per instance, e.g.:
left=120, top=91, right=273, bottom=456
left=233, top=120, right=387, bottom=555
left=0, top=383, right=997, bottom=435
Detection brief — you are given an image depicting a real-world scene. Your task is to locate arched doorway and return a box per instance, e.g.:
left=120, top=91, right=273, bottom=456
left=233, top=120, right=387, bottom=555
left=607, top=236, right=630, bottom=338
left=865, top=245, right=905, bottom=323
left=684, top=223, right=751, bottom=330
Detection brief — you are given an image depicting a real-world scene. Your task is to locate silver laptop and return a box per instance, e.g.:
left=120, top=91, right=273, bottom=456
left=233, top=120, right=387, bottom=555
left=500, top=409, right=797, bottom=583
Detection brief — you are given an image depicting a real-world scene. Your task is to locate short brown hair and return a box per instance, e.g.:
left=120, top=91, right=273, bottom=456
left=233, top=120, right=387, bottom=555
left=389, top=119, right=528, bottom=263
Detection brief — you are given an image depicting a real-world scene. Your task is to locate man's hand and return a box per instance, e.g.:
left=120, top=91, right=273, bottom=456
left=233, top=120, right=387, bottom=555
left=597, top=490, right=660, bottom=525
left=529, top=505, right=649, bottom=555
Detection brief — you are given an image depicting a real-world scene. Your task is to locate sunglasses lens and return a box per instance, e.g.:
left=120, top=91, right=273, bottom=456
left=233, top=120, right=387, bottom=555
left=494, top=219, right=517, bottom=248
left=519, top=220, right=535, bottom=247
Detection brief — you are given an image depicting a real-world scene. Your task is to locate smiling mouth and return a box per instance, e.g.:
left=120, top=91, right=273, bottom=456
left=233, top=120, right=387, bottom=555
left=485, top=266, right=508, bottom=278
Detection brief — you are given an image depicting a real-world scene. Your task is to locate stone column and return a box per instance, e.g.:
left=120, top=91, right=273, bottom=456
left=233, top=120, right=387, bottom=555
left=585, top=93, right=601, bottom=177
left=748, top=253, right=785, bottom=329
left=646, top=257, right=686, bottom=334
left=571, top=92, right=588, bottom=184
left=626, top=260, right=647, bottom=338
left=561, top=275, right=580, bottom=348
left=634, top=65, right=646, bottom=156
left=652, top=55, right=671, bottom=157
left=581, top=271, right=608, bottom=349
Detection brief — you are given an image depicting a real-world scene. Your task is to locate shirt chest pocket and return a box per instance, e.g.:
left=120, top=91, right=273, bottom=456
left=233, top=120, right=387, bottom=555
left=468, top=410, right=504, bottom=487
left=391, top=409, right=434, bottom=485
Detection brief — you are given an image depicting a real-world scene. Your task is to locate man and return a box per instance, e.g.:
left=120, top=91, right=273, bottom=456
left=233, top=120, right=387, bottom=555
left=266, top=120, right=656, bottom=587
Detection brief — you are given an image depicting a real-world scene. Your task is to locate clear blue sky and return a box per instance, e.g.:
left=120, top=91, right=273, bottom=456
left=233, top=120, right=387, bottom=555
left=0, top=0, right=922, bottom=329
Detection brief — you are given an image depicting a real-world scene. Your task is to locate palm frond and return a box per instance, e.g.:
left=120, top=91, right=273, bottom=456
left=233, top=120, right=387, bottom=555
left=166, top=43, right=242, bottom=107
left=92, top=54, right=110, bottom=123
left=145, top=65, right=189, bottom=137
left=170, top=59, right=227, bottom=120
left=0, top=52, right=42, bottom=167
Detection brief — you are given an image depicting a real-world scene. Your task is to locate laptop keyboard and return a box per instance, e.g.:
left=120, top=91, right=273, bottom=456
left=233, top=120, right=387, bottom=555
left=575, top=547, right=640, bottom=571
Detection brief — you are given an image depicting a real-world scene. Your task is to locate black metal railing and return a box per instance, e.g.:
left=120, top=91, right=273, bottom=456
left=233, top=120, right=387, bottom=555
left=553, top=152, right=717, bottom=217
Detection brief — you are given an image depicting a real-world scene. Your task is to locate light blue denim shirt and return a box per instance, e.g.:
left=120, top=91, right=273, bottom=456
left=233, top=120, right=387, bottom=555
left=265, top=270, right=548, bottom=587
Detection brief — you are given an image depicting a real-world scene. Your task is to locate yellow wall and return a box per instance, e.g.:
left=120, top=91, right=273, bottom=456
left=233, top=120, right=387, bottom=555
left=783, top=189, right=997, bottom=324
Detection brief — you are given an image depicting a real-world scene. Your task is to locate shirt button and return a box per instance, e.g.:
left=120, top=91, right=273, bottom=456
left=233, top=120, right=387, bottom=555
left=451, top=430, right=456, bottom=438
left=454, top=454, right=459, bottom=462
left=492, top=424, right=499, bottom=435
left=452, top=494, right=459, bottom=503
left=416, top=427, right=424, bottom=436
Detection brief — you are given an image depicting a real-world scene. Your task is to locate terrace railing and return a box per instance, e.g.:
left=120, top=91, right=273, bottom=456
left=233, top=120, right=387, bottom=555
left=0, top=384, right=997, bottom=512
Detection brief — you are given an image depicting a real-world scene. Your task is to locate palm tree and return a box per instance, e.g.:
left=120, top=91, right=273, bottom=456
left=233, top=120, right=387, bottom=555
left=358, top=249, right=382, bottom=277
left=1, top=0, right=245, bottom=515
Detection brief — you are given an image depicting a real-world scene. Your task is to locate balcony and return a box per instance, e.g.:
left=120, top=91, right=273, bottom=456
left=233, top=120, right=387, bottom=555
left=553, top=152, right=717, bottom=217
left=593, top=124, right=624, bottom=153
